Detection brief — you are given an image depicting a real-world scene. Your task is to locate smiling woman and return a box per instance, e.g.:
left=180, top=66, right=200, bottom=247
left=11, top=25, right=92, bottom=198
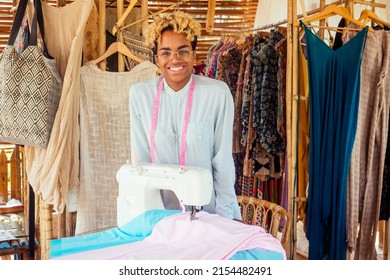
left=129, top=10, right=242, bottom=221
left=143, top=10, right=201, bottom=91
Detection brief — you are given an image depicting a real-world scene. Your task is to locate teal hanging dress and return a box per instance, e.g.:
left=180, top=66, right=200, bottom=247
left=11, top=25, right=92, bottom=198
left=302, top=22, right=368, bottom=260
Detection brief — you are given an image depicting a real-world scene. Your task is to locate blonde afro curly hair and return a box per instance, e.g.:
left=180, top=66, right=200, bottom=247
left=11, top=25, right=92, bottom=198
left=145, top=10, right=201, bottom=52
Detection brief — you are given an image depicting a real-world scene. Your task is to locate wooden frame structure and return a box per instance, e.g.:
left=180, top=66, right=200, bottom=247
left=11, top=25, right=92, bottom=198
left=287, top=0, right=389, bottom=260
left=1, top=0, right=389, bottom=260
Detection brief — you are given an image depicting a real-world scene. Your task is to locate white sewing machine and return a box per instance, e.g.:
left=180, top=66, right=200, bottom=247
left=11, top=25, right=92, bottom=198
left=116, top=163, right=213, bottom=227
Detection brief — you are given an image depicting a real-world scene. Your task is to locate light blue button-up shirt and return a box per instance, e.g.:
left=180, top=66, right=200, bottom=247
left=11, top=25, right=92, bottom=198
left=129, top=74, right=241, bottom=220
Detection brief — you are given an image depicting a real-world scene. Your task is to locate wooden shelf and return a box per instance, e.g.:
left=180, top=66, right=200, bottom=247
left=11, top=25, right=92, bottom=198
left=0, top=205, right=24, bottom=215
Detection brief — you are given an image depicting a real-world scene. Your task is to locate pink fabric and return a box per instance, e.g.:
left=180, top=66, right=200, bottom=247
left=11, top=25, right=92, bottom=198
left=55, top=212, right=286, bottom=260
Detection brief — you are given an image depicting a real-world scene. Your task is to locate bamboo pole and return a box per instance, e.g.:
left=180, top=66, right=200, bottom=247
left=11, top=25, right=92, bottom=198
left=39, top=197, right=44, bottom=259
left=286, top=0, right=297, bottom=260
left=292, top=0, right=299, bottom=261
left=0, top=149, right=7, bottom=200
left=348, top=0, right=355, bottom=18
left=56, top=0, right=66, bottom=7
left=41, top=202, right=52, bottom=260
left=117, top=0, right=125, bottom=72
left=140, top=0, right=148, bottom=36
left=372, top=0, right=376, bottom=29
left=98, top=0, right=106, bottom=71
left=83, top=2, right=100, bottom=63
left=21, top=146, right=33, bottom=259
left=206, top=0, right=216, bottom=32
left=35, top=193, right=41, bottom=259
left=10, top=146, right=21, bottom=202
left=318, top=0, right=326, bottom=39
left=353, top=0, right=385, bottom=8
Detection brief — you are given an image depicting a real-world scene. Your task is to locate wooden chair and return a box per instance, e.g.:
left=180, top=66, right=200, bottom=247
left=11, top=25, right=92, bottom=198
left=237, top=195, right=291, bottom=250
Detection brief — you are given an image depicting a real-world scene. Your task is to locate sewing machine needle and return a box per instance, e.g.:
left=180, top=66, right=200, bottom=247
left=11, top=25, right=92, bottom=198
left=190, top=206, right=198, bottom=221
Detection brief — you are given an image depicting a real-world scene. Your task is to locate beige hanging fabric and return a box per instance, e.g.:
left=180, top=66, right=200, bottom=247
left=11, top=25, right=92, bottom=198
left=75, top=61, right=157, bottom=234
left=24, top=0, right=93, bottom=213
left=344, top=26, right=390, bottom=259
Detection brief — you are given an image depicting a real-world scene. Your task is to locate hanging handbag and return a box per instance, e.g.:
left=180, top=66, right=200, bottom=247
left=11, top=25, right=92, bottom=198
left=0, top=0, right=62, bottom=148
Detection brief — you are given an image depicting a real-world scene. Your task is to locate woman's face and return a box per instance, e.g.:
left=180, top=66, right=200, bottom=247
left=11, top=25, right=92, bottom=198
left=155, top=30, right=196, bottom=91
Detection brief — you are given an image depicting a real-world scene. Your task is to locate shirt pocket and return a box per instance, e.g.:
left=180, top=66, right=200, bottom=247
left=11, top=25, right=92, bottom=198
left=186, top=122, right=209, bottom=146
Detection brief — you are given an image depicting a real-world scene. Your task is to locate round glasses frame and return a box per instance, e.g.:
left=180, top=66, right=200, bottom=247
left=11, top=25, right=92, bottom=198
left=155, top=49, right=194, bottom=62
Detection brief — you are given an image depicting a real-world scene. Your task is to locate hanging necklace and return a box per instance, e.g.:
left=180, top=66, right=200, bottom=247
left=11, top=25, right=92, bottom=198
left=150, top=77, right=195, bottom=165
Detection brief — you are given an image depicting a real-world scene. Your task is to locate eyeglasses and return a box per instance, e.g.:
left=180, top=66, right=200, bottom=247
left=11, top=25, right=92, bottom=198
left=155, top=49, right=194, bottom=61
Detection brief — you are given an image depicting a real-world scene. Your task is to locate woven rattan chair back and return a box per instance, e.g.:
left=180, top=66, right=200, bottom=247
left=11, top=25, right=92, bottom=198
left=237, top=195, right=290, bottom=250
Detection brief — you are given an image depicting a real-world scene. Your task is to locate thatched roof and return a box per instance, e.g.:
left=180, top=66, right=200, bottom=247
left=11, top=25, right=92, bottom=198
left=0, top=0, right=259, bottom=65
left=147, top=0, right=259, bottom=64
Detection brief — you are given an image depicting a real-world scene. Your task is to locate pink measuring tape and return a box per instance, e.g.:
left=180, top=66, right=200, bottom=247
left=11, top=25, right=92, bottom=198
left=150, top=77, right=195, bottom=166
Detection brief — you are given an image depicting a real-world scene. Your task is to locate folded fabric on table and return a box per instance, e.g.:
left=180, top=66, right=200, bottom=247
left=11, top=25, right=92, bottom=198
left=51, top=210, right=285, bottom=260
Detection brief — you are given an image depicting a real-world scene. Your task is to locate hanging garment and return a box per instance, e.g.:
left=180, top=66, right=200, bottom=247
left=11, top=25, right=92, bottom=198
left=225, top=48, right=242, bottom=95
left=75, top=61, right=157, bottom=234
left=214, top=44, right=239, bottom=88
left=241, top=37, right=280, bottom=199
left=233, top=49, right=249, bottom=154
left=276, top=36, right=287, bottom=141
left=297, top=33, right=310, bottom=226
left=256, top=30, right=286, bottom=156
left=343, top=26, right=390, bottom=259
left=24, top=0, right=93, bottom=213
left=232, top=49, right=249, bottom=194
left=204, top=40, right=223, bottom=75
left=303, top=22, right=368, bottom=260
left=241, top=55, right=256, bottom=197
left=206, top=40, right=227, bottom=78
left=240, top=52, right=254, bottom=149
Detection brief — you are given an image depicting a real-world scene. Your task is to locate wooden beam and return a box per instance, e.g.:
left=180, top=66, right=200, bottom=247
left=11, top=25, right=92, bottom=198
left=140, top=0, right=148, bottom=36
left=147, top=1, right=258, bottom=8
left=353, top=0, right=385, bottom=8
left=117, top=0, right=125, bottom=72
left=10, top=146, right=21, bottom=202
left=287, top=0, right=297, bottom=260
left=318, top=0, right=326, bottom=39
left=0, top=150, right=7, bottom=201
left=206, top=0, right=216, bottom=32
left=98, top=0, right=106, bottom=71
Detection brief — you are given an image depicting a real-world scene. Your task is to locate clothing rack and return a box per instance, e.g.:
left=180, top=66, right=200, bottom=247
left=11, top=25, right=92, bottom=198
left=251, top=0, right=348, bottom=33
left=289, top=0, right=389, bottom=260
left=98, top=0, right=183, bottom=71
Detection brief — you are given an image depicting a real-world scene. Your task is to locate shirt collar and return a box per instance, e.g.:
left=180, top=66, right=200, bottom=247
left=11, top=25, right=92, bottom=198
left=163, top=76, right=193, bottom=96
